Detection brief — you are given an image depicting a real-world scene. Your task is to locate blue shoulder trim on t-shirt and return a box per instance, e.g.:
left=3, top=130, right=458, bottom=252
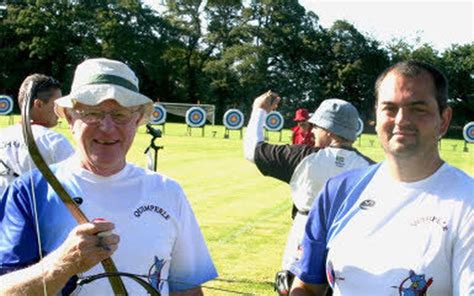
left=0, top=165, right=78, bottom=272
left=289, top=163, right=381, bottom=284
left=326, top=163, right=381, bottom=243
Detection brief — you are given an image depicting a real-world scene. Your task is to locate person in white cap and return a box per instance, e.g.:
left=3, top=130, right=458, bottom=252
left=243, top=91, right=374, bottom=295
left=290, top=61, right=473, bottom=296
left=0, top=74, right=74, bottom=195
left=0, top=58, right=217, bottom=295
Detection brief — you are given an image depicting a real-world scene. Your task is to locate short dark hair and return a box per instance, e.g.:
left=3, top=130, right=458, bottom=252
left=18, top=74, right=61, bottom=109
left=374, top=61, right=449, bottom=113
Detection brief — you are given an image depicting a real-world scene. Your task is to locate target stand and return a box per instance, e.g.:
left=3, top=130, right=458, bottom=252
left=0, top=95, right=14, bottom=125
left=223, top=109, right=244, bottom=139
left=224, top=128, right=243, bottom=139
left=149, top=103, right=167, bottom=134
left=144, top=124, right=164, bottom=172
left=186, top=107, right=207, bottom=137
left=463, top=122, right=474, bottom=152
left=264, top=111, right=285, bottom=142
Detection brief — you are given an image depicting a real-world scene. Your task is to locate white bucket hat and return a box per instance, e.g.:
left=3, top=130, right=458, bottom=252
left=55, top=58, right=153, bottom=124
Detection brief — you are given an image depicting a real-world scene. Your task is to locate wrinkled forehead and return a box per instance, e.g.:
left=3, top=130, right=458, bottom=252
left=73, top=99, right=126, bottom=110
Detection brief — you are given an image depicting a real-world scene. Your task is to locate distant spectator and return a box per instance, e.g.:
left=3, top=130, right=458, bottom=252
left=0, top=74, right=74, bottom=195
left=291, top=108, right=314, bottom=146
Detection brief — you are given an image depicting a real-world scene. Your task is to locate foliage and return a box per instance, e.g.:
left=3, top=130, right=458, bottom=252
left=1, top=0, right=472, bottom=129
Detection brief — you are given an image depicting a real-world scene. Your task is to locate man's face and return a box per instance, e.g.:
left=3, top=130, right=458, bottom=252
left=39, top=88, right=62, bottom=127
left=312, top=126, right=331, bottom=147
left=66, top=100, right=143, bottom=176
left=375, top=71, right=451, bottom=159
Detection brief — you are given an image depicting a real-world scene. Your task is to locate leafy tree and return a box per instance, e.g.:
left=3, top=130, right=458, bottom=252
left=324, top=20, right=389, bottom=125
left=440, top=43, right=474, bottom=131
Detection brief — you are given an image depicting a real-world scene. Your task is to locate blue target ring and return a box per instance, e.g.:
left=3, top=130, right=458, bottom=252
left=186, top=107, right=206, bottom=127
left=463, top=122, right=474, bottom=143
left=0, top=95, right=14, bottom=115
left=264, top=111, right=284, bottom=131
left=356, top=118, right=364, bottom=136
left=223, top=109, right=244, bottom=130
left=149, top=103, right=167, bottom=124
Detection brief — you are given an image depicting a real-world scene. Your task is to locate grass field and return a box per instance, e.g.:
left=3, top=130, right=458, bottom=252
left=1, top=116, right=473, bottom=295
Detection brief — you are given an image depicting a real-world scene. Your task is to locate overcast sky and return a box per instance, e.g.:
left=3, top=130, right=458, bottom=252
left=144, top=0, right=473, bottom=51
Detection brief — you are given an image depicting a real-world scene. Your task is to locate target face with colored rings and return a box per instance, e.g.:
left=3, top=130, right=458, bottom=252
left=463, top=122, right=474, bottom=143
left=150, top=103, right=167, bottom=124
left=264, top=111, right=284, bottom=131
left=0, top=95, right=14, bottom=115
left=356, top=118, right=364, bottom=136
left=223, top=109, right=244, bottom=130
left=186, top=107, right=206, bottom=127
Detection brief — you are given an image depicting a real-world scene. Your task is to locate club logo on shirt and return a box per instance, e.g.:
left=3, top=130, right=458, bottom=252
left=410, top=216, right=448, bottom=231
left=335, top=156, right=345, bottom=167
left=359, top=199, right=376, bottom=210
left=148, top=256, right=166, bottom=291
left=391, top=270, right=433, bottom=296
left=134, top=204, right=170, bottom=220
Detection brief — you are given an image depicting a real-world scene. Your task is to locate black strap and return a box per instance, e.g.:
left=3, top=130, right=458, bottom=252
left=0, top=159, right=19, bottom=177
left=77, top=272, right=160, bottom=295
left=297, top=209, right=309, bottom=216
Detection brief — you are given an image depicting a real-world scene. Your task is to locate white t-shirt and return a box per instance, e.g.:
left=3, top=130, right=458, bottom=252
left=326, top=163, right=473, bottom=295
left=243, top=107, right=373, bottom=270
left=0, top=124, right=74, bottom=194
left=0, top=156, right=217, bottom=295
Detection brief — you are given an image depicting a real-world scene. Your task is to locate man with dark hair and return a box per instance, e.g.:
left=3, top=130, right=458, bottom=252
left=244, top=91, right=373, bottom=295
left=290, top=61, right=473, bottom=295
left=0, top=74, right=74, bottom=194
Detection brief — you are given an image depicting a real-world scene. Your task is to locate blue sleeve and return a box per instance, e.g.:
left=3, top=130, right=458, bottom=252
left=289, top=178, right=338, bottom=284
left=289, top=165, right=378, bottom=284
left=0, top=174, right=41, bottom=274
left=168, top=187, right=217, bottom=292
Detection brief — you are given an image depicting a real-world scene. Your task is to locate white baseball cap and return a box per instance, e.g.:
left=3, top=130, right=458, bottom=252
left=55, top=58, right=153, bottom=124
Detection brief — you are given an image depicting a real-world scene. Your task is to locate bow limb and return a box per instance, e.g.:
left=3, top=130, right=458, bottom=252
left=21, top=81, right=128, bottom=295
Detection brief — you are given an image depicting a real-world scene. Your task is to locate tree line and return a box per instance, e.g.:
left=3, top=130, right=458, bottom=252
left=1, top=0, right=472, bottom=134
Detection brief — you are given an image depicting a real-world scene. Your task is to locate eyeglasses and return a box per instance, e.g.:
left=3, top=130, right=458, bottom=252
left=73, top=107, right=142, bottom=125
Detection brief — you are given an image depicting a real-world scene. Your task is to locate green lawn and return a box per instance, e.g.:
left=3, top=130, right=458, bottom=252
left=1, top=116, right=473, bottom=295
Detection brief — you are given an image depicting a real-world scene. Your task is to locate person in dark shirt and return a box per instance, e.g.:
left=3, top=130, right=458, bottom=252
left=244, top=91, right=374, bottom=295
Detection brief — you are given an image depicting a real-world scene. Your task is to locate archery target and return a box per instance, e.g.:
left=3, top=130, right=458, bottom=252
left=264, top=111, right=284, bottom=131
left=150, top=103, right=167, bottom=124
left=356, top=118, right=364, bottom=136
left=223, top=109, right=244, bottom=130
left=186, top=107, right=206, bottom=127
left=0, top=95, right=14, bottom=115
left=463, top=122, right=474, bottom=143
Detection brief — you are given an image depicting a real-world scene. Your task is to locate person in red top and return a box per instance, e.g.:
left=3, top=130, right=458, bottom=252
left=291, top=108, right=315, bottom=146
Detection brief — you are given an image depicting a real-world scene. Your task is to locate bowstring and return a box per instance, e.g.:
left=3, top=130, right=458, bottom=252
left=23, top=80, right=48, bottom=295
left=27, top=154, right=48, bottom=296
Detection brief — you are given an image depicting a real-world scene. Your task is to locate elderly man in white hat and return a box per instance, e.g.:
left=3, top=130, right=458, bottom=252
left=0, top=58, right=217, bottom=295
left=244, top=91, right=374, bottom=295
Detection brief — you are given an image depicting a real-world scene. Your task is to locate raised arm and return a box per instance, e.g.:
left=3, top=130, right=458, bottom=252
left=243, top=90, right=280, bottom=162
